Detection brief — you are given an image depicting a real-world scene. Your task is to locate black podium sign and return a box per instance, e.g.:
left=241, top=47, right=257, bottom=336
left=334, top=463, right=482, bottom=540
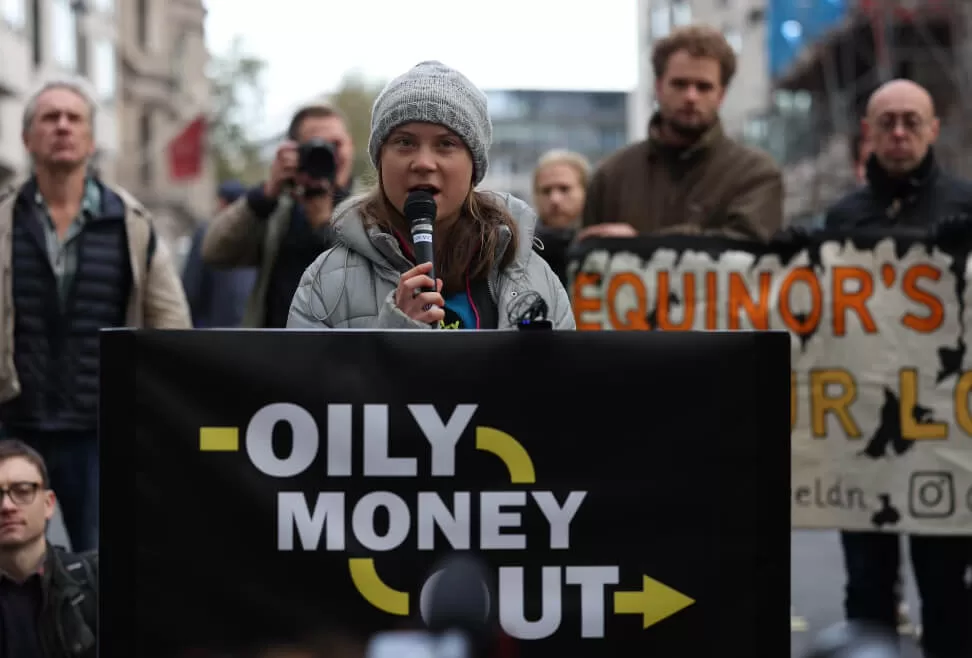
left=100, top=330, right=790, bottom=658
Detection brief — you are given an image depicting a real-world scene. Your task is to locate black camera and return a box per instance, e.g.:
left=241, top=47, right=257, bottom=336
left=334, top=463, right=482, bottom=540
left=297, top=138, right=337, bottom=183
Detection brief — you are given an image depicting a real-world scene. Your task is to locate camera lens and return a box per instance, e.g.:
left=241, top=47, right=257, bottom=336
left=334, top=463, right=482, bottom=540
left=298, top=139, right=337, bottom=182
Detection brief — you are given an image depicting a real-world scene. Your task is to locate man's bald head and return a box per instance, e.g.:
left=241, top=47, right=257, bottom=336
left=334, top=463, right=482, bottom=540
left=866, top=79, right=935, bottom=118
left=863, top=78, right=939, bottom=177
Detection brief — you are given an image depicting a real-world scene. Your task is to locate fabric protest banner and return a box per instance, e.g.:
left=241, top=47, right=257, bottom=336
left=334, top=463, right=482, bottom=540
left=567, top=232, right=972, bottom=536
left=99, top=330, right=788, bottom=658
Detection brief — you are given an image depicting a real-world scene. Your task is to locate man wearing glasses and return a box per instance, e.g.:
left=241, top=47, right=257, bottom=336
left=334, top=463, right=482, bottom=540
left=824, top=79, right=972, bottom=658
left=825, top=79, right=972, bottom=232
left=0, top=439, right=97, bottom=657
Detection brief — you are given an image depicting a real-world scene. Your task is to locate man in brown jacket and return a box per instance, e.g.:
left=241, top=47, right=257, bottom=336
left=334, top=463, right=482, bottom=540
left=0, top=80, right=190, bottom=552
left=580, top=25, right=783, bottom=242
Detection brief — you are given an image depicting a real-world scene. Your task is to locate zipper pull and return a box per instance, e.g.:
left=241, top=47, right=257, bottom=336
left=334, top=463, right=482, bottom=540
left=887, top=198, right=901, bottom=218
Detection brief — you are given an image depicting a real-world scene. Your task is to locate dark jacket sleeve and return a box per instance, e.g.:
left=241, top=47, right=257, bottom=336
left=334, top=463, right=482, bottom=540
left=582, top=166, right=608, bottom=227
left=201, top=185, right=280, bottom=268
left=823, top=193, right=862, bottom=230
left=724, top=165, right=784, bottom=241
left=209, top=268, right=257, bottom=327
left=180, top=226, right=211, bottom=327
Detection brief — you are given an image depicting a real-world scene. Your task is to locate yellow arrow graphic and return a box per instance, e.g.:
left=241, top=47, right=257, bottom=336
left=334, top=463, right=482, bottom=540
left=613, top=575, right=695, bottom=629
left=475, top=426, right=536, bottom=484
left=348, top=558, right=409, bottom=616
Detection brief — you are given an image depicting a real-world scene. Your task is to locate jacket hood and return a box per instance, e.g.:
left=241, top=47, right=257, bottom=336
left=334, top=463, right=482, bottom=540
left=329, top=191, right=540, bottom=271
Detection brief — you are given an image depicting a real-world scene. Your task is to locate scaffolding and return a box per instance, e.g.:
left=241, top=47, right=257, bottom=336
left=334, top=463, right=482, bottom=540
left=768, top=0, right=972, bottom=222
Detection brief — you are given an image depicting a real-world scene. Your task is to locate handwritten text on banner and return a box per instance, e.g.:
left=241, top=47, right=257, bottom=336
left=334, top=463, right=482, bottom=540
left=568, top=235, right=972, bottom=535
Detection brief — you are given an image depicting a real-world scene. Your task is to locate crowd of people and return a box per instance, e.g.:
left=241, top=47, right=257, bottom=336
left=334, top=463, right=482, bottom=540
left=0, top=19, right=968, bottom=658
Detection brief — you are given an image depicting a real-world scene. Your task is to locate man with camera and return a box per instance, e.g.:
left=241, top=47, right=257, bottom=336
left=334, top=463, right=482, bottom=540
left=201, top=103, right=354, bottom=328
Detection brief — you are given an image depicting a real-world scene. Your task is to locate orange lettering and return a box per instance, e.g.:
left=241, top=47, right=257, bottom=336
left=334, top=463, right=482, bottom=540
left=954, top=371, right=972, bottom=435
left=899, top=368, right=947, bottom=439
left=901, top=264, right=944, bottom=333
left=705, top=271, right=717, bottom=330
left=832, top=267, right=877, bottom=336
left=572, top=272, right=603, bottom=331
left=810, top=369, right=861, bottom=438
left=728, top=272, right=771, bottom=330
left=606, top=273, right=648, bottom=330
left=778, top=268, right=823, bottom=335
left=656, top=272, right=696, bottom=330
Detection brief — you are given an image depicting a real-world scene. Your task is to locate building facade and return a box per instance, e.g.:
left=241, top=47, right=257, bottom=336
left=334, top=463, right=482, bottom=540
left=479, top=89, right=628, bottom=204
left=0, top=0, right=120, bottom=184
left=754, top=0, right=972, bottom=224
left=0, top=0, right=213, bottom=265
left=116, top=0, right=214, bottom=257
left=631, top=0, right=771, bottom=142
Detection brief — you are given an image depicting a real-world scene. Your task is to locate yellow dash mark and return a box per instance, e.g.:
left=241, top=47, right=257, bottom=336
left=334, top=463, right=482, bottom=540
left=199, top=427, right=239, bottom=451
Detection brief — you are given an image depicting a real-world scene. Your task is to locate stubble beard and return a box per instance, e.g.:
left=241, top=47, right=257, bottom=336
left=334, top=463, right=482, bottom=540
left=666, top=115, right=712, bottom=141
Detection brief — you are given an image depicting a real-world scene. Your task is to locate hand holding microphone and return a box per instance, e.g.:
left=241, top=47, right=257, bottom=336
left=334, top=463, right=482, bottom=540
left=394, top=262, right=445, bottom=324
left=395, top=190, right=445, bottom=325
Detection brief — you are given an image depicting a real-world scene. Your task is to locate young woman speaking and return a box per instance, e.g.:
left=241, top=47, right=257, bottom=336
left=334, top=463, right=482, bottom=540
left=287, top=61, right=574, bottom=331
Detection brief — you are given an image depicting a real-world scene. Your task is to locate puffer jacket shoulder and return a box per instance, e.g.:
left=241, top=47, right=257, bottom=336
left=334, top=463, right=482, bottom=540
left=287, top=192, right=575, bottom=330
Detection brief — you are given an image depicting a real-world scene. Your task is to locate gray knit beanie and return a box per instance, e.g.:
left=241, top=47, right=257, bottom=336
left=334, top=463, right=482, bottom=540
left=368, top=61, right=492, bottom=185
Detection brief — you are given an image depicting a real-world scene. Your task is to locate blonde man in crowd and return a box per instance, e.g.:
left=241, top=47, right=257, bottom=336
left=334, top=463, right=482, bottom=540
left=532, top=149, right=591, bottom=284
left=534, top=149, right=590, bottom=230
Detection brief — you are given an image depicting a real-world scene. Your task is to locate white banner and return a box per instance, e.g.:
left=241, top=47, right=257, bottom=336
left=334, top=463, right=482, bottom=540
left=569, top=234, right=972, bottom=535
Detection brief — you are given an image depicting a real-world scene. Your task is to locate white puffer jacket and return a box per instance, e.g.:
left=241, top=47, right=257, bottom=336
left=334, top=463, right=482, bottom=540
left=287, top=192, right=575, bottom=330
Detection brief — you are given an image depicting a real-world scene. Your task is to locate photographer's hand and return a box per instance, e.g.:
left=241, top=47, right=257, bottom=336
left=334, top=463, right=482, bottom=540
left=301, top=192, right=335, bottom=229
left=298, top=176, right=335, bottom=229
left=264, top=141, right=298, bottom=198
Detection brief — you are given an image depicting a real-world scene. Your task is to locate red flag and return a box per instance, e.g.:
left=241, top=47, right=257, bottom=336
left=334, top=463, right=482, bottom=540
left=167, top=115, right=206, bottom=181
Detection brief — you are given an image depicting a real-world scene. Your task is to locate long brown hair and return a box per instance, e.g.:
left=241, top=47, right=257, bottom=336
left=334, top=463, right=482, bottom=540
left=360, top=186, right=520, bottom=293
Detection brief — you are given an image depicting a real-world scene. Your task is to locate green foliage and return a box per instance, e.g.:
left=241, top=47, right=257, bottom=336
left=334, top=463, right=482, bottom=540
left=207, top=36, right=267, bottom=185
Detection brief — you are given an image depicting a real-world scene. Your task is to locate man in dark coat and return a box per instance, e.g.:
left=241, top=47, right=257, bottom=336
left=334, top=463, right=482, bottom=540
left=824, top=78, right=972, bottom=658
left=181, top=181, right=257, bottom=328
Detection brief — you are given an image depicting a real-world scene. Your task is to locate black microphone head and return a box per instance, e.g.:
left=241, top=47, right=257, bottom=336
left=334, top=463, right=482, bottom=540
left=421, top=553, right=492, bottom=639
left=405, top=190, right=437, bottom=224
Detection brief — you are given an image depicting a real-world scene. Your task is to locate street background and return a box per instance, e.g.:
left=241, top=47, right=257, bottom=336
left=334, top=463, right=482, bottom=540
left=790, top=530, right=921, bottom=658
left=3, top=2, right=964, bottom=656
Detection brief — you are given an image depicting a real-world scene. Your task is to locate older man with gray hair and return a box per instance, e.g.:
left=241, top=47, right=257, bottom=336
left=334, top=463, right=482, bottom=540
left=0, top=79, right=190, bottom=552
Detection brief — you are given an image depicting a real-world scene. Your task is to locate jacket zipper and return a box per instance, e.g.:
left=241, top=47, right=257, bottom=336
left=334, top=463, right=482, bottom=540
left=488, top=226, right=515, bottom=304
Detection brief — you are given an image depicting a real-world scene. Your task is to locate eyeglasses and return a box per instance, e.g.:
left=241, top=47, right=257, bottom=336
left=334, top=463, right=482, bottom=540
left=0, top=482, right=42, bottom=506
left=875, top=113, right=926, bottom=133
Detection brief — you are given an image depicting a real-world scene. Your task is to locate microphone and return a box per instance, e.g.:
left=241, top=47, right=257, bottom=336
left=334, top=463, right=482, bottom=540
left=421, top=553, right=494, bottom=658
left=405, top=190, right=437, bottom=293
left=507, top=290, right=552, bottom=330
